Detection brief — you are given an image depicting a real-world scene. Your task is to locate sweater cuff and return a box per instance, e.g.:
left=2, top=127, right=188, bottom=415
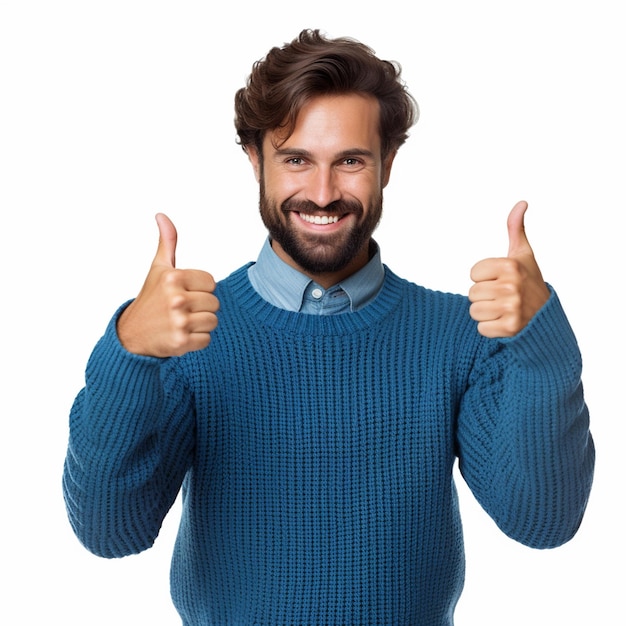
left=106, top=299, right=170, bottom=362
left=498, top=285, right=582, bottom=376
left=79, top=301, right=169, bottom=446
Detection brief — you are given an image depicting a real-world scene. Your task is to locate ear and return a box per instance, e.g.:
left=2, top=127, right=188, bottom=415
left=381, top=150, right=397, bottom=188
left=246, top=145, right=262, bottom=183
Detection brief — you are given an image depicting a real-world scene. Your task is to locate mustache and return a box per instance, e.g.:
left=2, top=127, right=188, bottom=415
left=281, top=198, right=363, bottom=216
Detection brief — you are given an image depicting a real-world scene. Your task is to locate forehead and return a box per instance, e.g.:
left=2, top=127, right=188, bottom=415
left=266, top=93, right=382, bottom=154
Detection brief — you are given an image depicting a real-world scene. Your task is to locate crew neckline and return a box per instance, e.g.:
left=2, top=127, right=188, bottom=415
left=222, top=263, right=406, bottom=337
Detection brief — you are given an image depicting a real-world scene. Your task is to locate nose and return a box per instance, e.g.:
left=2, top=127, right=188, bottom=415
left=304, top=166, right=341, bottom=208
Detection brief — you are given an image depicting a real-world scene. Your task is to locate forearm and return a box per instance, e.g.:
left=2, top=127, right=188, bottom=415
left=458, top=289, right=595, bottom=548
left=62, top=306, right=193, bottom=558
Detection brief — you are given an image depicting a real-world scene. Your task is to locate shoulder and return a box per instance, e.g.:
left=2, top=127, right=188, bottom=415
left=384, top=266, right=470, bottom=314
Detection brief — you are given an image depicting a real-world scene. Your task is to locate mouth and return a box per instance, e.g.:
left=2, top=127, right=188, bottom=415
left=298, top=212, right=342, bottom=225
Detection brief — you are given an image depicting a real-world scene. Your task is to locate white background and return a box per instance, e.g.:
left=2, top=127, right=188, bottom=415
left=1, top=1, right=623, bottom=623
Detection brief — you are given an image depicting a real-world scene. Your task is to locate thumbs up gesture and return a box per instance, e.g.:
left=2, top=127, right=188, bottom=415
left=469, top=201, right=550, bottom=338
left=117, top=214, right=219, bottom=357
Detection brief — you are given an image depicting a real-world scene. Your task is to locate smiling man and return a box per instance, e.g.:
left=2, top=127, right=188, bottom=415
left=249, top=93, right=392, bottom=285
left=63, top=29, right=594, bottom=625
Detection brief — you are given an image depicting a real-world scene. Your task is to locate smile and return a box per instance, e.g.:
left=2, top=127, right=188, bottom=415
left=299, top=213, right=341, bottom=225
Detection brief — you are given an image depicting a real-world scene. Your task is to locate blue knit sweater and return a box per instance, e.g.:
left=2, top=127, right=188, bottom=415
left=63, top=264, right=594, bottom=625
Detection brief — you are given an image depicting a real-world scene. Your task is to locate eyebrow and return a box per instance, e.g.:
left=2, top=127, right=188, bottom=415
left=273, top=148, right=377, bottom=160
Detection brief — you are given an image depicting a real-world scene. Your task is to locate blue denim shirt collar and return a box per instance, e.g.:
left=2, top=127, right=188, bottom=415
left=247, top=237, right=384, bottom=314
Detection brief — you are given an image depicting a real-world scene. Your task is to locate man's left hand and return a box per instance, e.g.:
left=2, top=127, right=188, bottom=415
left=469, top=201, right=551, bottom=338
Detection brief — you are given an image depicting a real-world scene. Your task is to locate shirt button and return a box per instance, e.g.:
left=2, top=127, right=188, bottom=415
left=311, top=288, right=323, bottom=299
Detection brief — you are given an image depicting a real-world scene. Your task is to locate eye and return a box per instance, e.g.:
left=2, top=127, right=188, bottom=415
left=340, top=157, right=366, bottom=171
left=286, top=157, right=306, bottom=166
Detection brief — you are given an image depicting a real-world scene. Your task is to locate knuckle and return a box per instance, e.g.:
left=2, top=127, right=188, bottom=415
left=169, top=309, right=190, bottom=334
left=501, top=313, right=523, bottom=336
left=169, top=292, right=188, bottom=310
left=503, top=259, right=525, bottom=282
left=169, top=334, right=189, bottom=356
left=501, top=292, right=522, bottom=311
left=161, top=268, right=182, bottom=288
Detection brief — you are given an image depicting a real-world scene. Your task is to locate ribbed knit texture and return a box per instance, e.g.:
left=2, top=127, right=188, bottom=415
left=63, top=265, right=594, bottom=625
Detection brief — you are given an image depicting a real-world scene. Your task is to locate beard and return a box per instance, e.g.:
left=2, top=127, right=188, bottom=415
left=258, top=183, right=383, bottom=274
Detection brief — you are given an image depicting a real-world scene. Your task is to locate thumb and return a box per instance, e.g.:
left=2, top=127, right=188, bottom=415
left=153, top=213, right=177, bottom=268
left=507, top=200, right=532, bottom=257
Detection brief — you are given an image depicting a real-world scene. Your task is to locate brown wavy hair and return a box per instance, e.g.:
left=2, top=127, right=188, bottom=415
left=234, top=29, right=419, bottom=159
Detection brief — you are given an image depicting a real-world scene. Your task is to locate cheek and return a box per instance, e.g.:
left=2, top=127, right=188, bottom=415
left=264, top=171, right=302, bottom=201
left=344, top=174, right=383, bottom=201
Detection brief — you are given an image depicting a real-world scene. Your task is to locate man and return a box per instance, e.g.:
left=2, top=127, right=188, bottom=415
left=63, top=29, right=594, bottom=625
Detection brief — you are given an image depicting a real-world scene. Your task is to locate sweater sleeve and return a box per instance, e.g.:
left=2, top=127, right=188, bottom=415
left=456, top=288, right=595, bottom=549
left=62, top=304, right=195, bottom=558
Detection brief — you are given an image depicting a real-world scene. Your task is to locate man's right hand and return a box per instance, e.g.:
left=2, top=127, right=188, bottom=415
left=117, top=213, right=219, bottom=357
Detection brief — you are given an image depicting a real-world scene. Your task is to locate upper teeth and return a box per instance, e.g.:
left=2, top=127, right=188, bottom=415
left=300, top=213, right=340, bottom=225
